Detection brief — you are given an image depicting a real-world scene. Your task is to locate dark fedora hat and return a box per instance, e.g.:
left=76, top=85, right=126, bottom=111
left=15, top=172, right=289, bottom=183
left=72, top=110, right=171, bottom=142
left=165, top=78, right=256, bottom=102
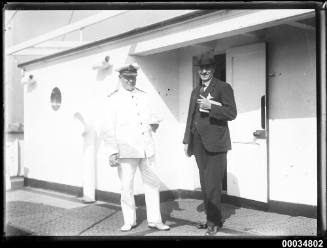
left=194, top=51, right=215, bottom=66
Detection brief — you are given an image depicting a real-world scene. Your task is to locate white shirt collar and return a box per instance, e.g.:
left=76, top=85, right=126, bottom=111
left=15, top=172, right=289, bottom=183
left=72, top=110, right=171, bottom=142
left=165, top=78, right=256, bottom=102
left=202, top=79, right=212, bottom=88
left=119, top=86, right=135, bottom=94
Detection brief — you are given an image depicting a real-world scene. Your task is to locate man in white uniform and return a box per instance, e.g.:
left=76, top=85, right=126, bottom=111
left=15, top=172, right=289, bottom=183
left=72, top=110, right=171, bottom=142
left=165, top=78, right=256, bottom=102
left=102, top=63, right=170, bottom=232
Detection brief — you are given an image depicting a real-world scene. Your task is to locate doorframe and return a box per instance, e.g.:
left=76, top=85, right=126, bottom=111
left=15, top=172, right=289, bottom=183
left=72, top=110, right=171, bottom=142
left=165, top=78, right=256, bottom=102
left=265, top=43, right=271, bottom=205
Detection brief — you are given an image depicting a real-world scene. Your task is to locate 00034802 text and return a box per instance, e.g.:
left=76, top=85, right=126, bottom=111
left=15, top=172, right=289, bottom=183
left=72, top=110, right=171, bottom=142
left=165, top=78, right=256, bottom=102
left=282, top=239, right=324, bottom=248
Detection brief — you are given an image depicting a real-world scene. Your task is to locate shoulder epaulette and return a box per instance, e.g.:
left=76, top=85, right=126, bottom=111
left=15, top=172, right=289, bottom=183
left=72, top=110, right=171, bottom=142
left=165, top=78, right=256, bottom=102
left=107, top=89, right=119, bottom=97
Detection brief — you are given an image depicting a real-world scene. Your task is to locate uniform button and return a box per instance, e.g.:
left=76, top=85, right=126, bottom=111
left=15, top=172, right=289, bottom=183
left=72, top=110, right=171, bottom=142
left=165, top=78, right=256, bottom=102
left=142, top=132, right=144, bottom=135
left=140, top=122, right=143, bottom=125
left=132, top=96, right=134, bottom=98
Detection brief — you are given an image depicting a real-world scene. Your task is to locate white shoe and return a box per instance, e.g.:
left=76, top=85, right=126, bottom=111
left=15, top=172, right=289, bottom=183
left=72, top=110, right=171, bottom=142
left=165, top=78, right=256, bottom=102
left=148, top=222, right=170, bottom=231
left=120, top=224, right=136, bottom=232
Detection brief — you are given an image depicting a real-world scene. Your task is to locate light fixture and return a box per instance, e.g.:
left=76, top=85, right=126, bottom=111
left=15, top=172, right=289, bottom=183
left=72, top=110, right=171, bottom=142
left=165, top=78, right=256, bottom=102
left=92, top=56, right=112, bottom=70
left=21, top=74, right=36, bottom=85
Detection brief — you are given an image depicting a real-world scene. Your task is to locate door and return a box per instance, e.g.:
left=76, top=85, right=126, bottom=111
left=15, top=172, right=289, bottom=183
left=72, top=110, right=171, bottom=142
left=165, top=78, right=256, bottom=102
left=226, top=43, right=268, bottom=202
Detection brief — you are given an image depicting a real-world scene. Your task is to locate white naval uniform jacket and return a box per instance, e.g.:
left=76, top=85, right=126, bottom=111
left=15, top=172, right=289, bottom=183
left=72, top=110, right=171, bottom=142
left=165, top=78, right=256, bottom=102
left=102, top=87, right=162, bottom=158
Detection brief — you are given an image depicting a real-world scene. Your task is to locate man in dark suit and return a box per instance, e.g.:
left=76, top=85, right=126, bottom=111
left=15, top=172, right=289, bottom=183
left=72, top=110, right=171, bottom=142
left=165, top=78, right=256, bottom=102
left=183, top=52, right=237, bottom=236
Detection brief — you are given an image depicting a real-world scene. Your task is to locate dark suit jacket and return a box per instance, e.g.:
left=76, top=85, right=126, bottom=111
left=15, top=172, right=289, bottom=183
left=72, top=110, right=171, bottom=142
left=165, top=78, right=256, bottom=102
left=183, top=77, right=237, bottom=155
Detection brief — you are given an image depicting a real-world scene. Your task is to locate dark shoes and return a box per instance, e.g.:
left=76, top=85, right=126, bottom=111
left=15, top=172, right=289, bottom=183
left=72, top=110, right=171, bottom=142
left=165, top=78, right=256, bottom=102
left=205, top=225, right=220, bottom=236
left=195, top=222, right=208, bottom=229
left=196, top=221, right=222, bottom=235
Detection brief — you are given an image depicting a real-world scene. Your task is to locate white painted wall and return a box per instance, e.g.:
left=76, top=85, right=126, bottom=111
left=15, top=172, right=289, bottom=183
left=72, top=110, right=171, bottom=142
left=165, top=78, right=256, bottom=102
left=24, top=46, right=121, bottom=191
left=8, top=9, right=199, bottom=195
left=266, top=25, right=317, bottom=205
left=5, top=10, right=101, bottom=128
left=24, top=44, right=190, bottom=194
left=6, top=10, right=196, bottom=127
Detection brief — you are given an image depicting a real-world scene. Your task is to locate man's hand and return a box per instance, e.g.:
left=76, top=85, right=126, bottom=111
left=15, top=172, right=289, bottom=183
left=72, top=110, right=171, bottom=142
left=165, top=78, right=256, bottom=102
left=184, top=144, right=190, bottom=157
left=109, top=153, right=120, bottom=167
left=197, top=95, right=212, bottom=110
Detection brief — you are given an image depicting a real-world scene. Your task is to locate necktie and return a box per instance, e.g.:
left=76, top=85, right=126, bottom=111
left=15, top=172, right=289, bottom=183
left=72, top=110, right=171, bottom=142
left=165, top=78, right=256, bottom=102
left=200, top=86, right=205, bottom=95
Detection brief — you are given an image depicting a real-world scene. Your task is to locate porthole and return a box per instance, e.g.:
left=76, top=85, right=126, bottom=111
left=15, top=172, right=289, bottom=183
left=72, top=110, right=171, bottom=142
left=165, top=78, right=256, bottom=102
left=50, top=87, right=62, bottom=111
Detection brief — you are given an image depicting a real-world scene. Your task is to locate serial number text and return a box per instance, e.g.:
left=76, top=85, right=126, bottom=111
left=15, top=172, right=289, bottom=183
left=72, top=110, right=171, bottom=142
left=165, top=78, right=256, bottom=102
left=282, top=240, right=324, bottom=248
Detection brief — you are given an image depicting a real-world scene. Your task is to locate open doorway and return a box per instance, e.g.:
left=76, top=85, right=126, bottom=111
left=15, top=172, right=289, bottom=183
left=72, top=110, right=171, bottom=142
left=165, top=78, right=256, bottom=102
left=214, top=53, right=226, bottom=82
left=214, top=53, right=227, bottom=192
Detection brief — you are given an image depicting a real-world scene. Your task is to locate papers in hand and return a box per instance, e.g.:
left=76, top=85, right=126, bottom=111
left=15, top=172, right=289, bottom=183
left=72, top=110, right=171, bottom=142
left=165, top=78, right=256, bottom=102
left=199, top=100, right=222, bottom=113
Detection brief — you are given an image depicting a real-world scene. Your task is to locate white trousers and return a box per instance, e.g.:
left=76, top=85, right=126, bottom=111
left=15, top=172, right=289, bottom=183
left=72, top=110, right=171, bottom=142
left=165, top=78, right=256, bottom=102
left=81, top=129, right=96, bottom=202
left=118, top=156, right=162, bottom=225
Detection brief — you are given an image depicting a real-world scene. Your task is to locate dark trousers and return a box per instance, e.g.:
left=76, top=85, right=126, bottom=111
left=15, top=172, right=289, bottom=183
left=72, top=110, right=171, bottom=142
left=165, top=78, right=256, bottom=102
left=192, top=129, right=227, bottom=227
